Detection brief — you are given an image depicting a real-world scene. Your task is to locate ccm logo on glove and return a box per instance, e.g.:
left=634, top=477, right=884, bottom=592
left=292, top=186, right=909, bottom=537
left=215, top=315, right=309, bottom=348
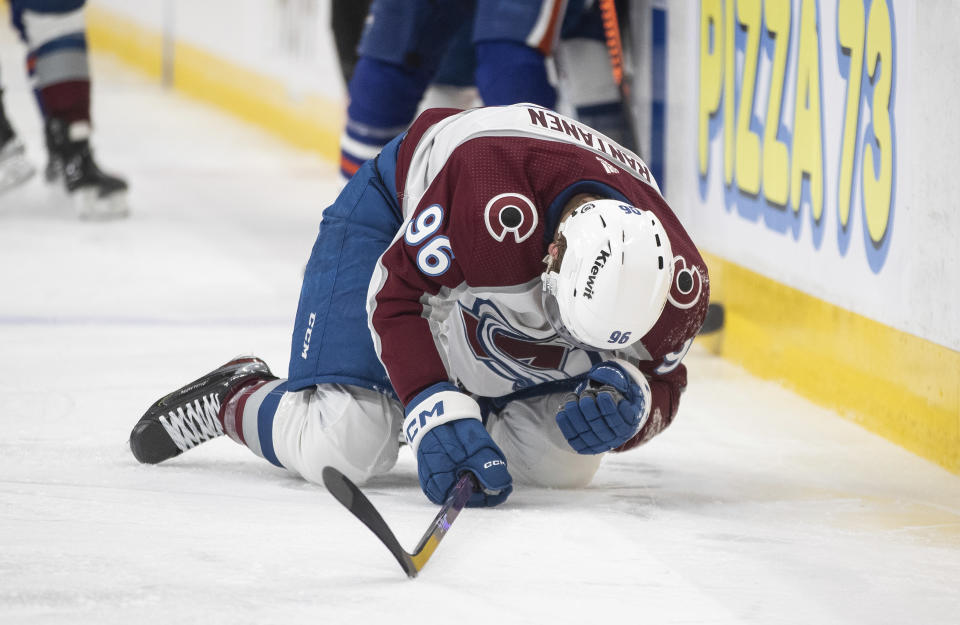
left=405, top=399, right=446, bottom=445
left=403, top=387, right=482, bottom=454
left=405, top=384, right=513, bottom=507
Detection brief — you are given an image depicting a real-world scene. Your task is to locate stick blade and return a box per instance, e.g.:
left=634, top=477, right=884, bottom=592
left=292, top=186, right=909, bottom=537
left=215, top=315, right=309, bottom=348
left=321, top=466, right=418, bottom=578
left=698, top=302, right=725, bottom=335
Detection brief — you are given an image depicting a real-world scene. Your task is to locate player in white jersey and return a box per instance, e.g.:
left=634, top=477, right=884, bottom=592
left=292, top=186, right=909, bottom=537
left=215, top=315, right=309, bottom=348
left=1, top=0, right=127, bottom=218
left=129, top=104, right=709, bottom=508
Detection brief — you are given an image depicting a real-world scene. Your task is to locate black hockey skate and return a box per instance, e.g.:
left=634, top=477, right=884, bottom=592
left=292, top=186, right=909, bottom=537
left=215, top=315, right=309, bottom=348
left=44, top=118, right=129, bottom=219
left=129, top=357, right=276, bottom=464
left=0, top=89, right=36, bottom=195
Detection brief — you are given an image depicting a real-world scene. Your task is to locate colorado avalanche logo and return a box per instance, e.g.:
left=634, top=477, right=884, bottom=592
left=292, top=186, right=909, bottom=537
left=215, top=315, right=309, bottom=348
left=667, top=255, right=703, bottom=310
left=483, top=193, right=538, bottom=243
left=460, top=299, right=570, bottom=390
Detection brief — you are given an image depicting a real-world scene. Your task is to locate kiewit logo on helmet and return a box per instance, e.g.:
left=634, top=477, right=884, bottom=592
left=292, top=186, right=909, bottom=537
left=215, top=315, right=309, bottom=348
left=583, top=243, right=612, bottom=299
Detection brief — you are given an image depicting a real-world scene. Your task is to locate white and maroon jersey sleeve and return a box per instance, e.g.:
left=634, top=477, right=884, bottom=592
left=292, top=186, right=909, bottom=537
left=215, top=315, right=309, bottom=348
left=366, top=157, right=474, bottom=406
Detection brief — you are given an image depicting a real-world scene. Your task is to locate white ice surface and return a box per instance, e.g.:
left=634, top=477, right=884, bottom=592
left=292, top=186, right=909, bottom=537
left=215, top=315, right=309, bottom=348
left=1, top=39, right=959, bottom=625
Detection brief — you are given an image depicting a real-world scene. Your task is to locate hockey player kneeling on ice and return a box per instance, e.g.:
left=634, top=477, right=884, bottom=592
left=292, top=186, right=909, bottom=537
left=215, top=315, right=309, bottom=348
left=129, top=104, right=709, bottom=507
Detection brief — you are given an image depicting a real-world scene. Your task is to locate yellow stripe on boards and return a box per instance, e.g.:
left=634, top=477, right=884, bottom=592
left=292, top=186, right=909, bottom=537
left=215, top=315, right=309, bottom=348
left=84, top=6, right=164, bottom=81
left=703, top=251, right=960, bottom=474
left=170, top=42, right=343, bottom=161
left=85, top=5, right=342, bottom=163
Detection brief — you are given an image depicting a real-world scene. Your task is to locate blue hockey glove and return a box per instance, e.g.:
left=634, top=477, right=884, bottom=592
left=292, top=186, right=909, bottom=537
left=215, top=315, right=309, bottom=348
left=405, top=384, right=513, bottom=507
left=556, top=358, right=651, bottom=454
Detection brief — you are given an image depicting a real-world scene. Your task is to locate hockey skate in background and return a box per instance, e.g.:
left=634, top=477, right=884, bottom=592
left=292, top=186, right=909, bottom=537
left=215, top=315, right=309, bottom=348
left=43, top=119, right=129, bottom=220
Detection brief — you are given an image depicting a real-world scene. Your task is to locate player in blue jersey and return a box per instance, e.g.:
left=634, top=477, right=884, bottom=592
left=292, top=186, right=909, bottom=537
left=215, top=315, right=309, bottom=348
left=338, top=0, right=633, bottom=180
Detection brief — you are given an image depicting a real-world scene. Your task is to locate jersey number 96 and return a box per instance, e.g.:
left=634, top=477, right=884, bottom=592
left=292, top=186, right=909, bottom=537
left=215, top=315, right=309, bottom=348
left=405, top=204, right=454, bottom=277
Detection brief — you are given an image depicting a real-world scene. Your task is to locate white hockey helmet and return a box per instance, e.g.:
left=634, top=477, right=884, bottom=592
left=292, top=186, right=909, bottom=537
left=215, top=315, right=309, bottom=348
left=541, top=198, right=674, bottom=350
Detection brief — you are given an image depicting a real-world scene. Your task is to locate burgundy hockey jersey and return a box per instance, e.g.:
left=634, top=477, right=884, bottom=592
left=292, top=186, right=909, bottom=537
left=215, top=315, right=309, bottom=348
left=367, top=105, right=709, bottom=451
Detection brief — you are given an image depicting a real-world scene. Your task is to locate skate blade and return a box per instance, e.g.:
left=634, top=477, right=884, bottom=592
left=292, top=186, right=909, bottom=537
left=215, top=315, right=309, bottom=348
left=0, top=154, right=37, bottom=195
left=74, top=188, right=130, bottom=221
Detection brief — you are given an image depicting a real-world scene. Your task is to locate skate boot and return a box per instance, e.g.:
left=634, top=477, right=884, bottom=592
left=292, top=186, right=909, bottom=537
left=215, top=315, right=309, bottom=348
left=130, top=356, right=276, bottom=464
left=44, top=118, right=129, bottom=219
left=0, top=90, right=36, bottom=195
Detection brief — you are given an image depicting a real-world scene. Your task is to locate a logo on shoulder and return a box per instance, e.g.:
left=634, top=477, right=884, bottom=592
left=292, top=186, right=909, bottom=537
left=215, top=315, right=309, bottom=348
left=667, top=256, right=704, bottom=310
left=483, top=193, right=538, bottom=243
left=597, top=156, right=620, bottom=174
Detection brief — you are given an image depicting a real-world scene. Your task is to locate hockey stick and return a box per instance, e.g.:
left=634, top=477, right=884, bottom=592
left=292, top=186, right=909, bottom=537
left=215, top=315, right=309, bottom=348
left=321, top=466, right=478, bottom=578
left=599, top=0, right=629, bottom=96
left=698, top=303, right=726, bottom=335
left=598, top=0, right=638, bottom=151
